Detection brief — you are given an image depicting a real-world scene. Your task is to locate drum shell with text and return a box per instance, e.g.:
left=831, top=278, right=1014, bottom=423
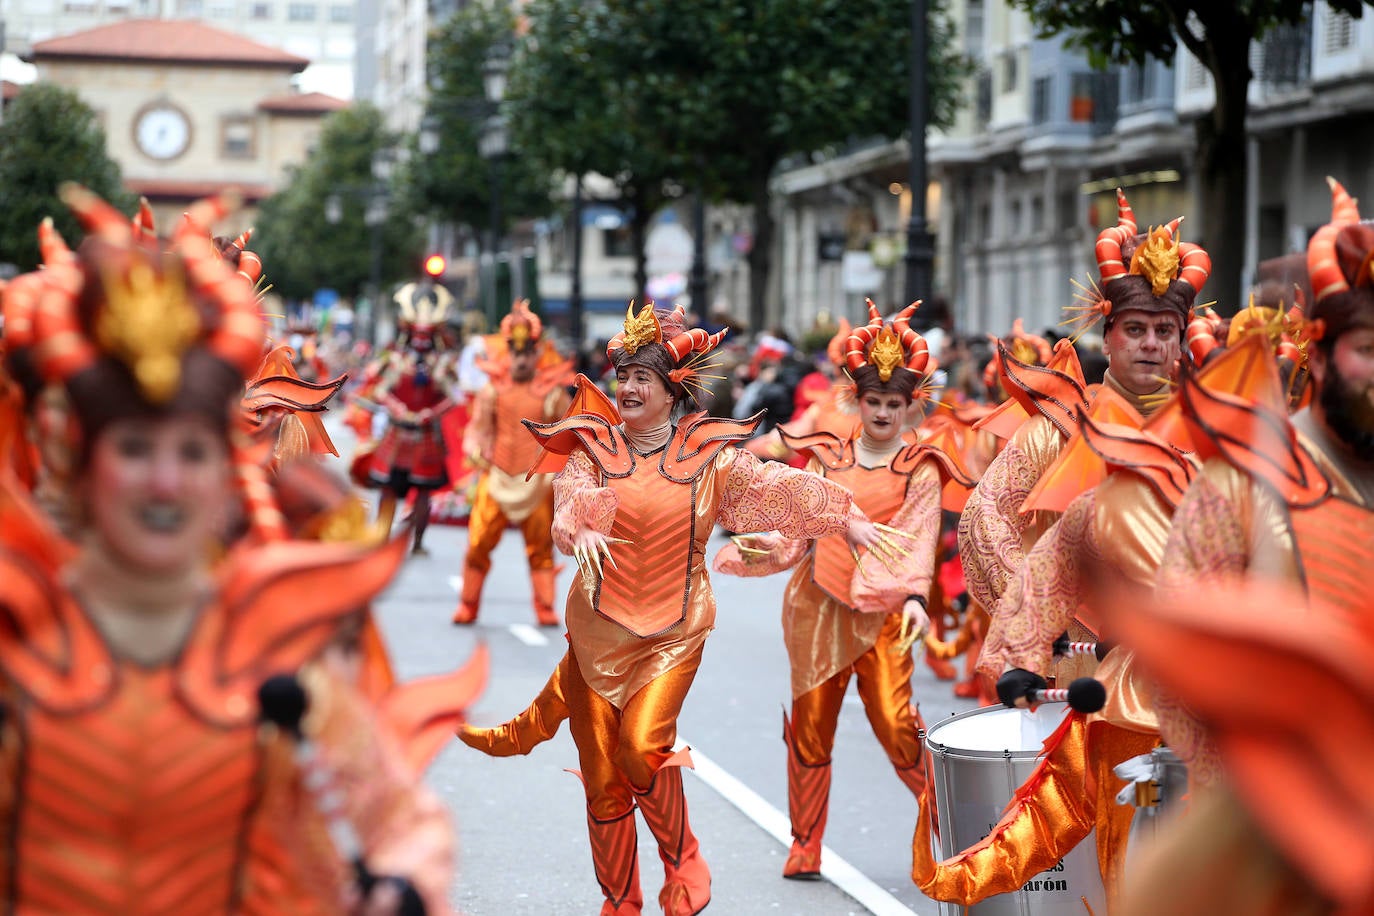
left=925, top=703, right=1107, bottom=916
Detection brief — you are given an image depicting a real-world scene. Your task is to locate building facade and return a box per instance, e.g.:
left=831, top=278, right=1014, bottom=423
left=26, top=19, right=345, bottom=231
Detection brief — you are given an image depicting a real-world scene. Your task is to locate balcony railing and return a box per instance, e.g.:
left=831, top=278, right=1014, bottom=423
left=1256, top=18, right=1312, bottom=90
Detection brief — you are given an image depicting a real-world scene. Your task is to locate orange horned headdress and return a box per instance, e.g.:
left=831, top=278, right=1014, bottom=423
left=1305, top=177, right=1374, bottom=344
left=1064, top=188, right=1211, bottom=338
left=606, top=300, right=728, bottom=402
left=499, top=298, right=543, bottom=353
left=842, top=299, right=931, bottom=401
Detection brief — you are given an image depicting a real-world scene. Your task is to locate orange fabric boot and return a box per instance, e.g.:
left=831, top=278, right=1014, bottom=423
left=589, top=807, right=644, bottom=916
left=457, top=655, right=569, bottom=756
left=531, top=567, right=560, bottom=627
left=634, top=763, right=711, bottom=916
left=782, top=714, right=830, bottom=880
left=452, top=567, right=485, bottom=624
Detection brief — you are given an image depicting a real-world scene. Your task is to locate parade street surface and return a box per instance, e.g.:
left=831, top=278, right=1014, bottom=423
left=343, top=425, right=981, bottom=915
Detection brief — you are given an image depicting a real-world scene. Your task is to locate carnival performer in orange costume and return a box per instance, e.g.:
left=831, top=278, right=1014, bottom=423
left=714, top=302, right=975, bottom=880
left=0, top=185, right=458, bottom=914
left=453, top=299, right=572, bottom=626
left=459, top=302, right=900, bottom=916
left=967, top=189, right=1208, bottom=683
left=366, top=281, right=460, bottom=555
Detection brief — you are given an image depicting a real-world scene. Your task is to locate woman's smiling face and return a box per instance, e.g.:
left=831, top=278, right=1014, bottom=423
left=615, top=365, right=675, bottom=431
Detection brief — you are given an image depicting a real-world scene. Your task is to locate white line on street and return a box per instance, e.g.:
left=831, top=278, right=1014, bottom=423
left=508, top=624, right=550, bottom=647
left=679, top=739, right=920, bottom=916
left=447, top=575, right=462, bottom=592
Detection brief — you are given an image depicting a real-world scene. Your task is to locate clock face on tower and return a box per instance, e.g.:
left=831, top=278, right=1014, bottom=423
left=134, top=103, right=191, bottom=161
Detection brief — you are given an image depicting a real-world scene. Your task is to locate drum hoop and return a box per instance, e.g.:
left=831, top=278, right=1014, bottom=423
left=925, top=702, right=1069, bottom=761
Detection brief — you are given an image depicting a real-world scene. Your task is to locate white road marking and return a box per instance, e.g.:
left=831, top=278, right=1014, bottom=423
left=508, top=624, right=550, bottom=647
left=448, top=575, right=463, bottom=592
left=679, top=739, right=920, bottom=916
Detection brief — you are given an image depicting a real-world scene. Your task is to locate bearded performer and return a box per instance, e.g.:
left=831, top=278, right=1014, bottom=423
left=968, top=190, right=1207, bottom=685
left=713, top=301, right=975, bottom=880
left=453, top=299, right=572, bottom=626
left=0, top=184, right=461, bottom=914
left=458, top=302, right=901, bottom=916
left=365, top=281, right=460, bottom=555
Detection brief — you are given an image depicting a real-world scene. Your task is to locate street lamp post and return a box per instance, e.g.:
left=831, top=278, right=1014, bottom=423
left=903, top=0, right=936, bottom=307
left=569, top=173, right=585, bottom=348
left=480, top=41, right=511, bottom=327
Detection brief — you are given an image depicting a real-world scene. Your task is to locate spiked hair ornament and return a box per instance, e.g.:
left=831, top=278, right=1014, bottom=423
left=1306, top=177, right=1374, bottom=345
left=1063, top=188, right=1211, bottom=339
left=842, top=299, right=931, bottom=400
left=606, top=300, right=728, bottom=403
left=982, top=319, right=1053, bottom=397
left=499, top=298, right=543, bottom=353
left=29, top=184, right=265, bottom=403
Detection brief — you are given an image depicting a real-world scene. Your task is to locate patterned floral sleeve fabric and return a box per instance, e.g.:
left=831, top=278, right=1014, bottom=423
left=551, top=448, right=619, bottom=553
left=712, top=529, right=810, bottom=578
left=715, top=447, right=855, bottom=540
left=987, top=491, right=1100, bottom=676
left=850, top=457, right=943, bottom=614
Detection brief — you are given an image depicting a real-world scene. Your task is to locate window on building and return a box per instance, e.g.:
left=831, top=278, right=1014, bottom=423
left=250, top=1, right=271, bottom=16
left=328, top=3, right=350, bottom=21
left=1031, top=75, right=1051, bottom=123
left=177, top=0, right=202, bottom=14
left=105, top=0, right=131, bottom=13
left=221, top=115, right=256, bottom=160
left=1184, top=52, right=1209, bottom=90
left=287, top=2, right=316, bottom=20
left=208, top=0, right=233, bottom=15
left=603, top=225, right=634, bottom=259
left=63, top=0, right=96, bottom=11
left=1324, top=10, right=1354, bottom=53
left=1001, top=51, right=1019, bottom=93
left=1009, top=199, right=1023, bottom=237
left=1030, top=195, right=1044, bottom=233
left=1058, top=190, right=1078, bottom=231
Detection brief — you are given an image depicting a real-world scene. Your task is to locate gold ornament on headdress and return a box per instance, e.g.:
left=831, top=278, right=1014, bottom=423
left=96, top=257, right=201, bottom=403
left=868, top=327, right=905, bottom=382
left=1129, top=226, right=1182, bottom=296
left=510, top=322, right=531, bottom=350
left=619, top=302, right=662, bottom=355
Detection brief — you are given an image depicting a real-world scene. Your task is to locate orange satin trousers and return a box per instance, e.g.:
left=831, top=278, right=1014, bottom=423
left=790, top=612, right=923, bottom=769
left=566, top=647, right=703, bottom=820
left=463, top=473, right=555, bottom=573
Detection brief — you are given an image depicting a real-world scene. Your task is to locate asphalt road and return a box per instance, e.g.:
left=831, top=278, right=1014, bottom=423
left=336, top=415, right=981, bottom=915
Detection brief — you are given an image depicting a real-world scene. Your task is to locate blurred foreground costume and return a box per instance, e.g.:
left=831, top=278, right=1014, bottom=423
left=458, top=303, right=876, bottom=915
left=715, top=301, right=976, bottom=878
left=454, top=300, right=571, bottom=626
left=0, top=187, right=469, bottom=914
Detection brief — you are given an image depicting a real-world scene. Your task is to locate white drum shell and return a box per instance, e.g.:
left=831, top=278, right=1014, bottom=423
left=925, top=703, right=1108, bottom=916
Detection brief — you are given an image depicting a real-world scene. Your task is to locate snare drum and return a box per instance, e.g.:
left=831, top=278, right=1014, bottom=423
left=925, top=703, right=1107, bottom=916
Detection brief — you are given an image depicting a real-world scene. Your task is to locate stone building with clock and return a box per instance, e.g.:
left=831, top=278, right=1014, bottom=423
left=24, top=18, right=346, bottom=233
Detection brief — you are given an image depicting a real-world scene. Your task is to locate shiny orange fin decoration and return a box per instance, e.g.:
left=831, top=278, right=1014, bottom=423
left=661, top=412, right=764, bottom=482
left=523, top=374, right=626, bottom=478
left=1176, top=333, right=1329, bottom=506
left=1107, top=578, right=1374, bottom=911
left=1078, top=418, right=1196, bottom=508
left=893, top=427, right=979, bottom=512
left=972, top=394, right=1032, bottom=441
left=179, top=534, right=410, bottom=727
left=998, top=338, right=1091, bottom=439
left=379, top=643, right=490, bottom=774
left=1019, top=387, right=1144, bottom=514
left=777, top=426, right=851, bottom=469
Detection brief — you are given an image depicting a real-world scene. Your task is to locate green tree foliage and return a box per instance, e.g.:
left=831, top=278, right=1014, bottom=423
left=0, top=83, right=135, bottom=271
left=1008, top=0, right=1371, bottom=314
left=409, top=1, right=553, bottom=239
left=253, top=104, right=422, bottom=302
left=512, top=0, right=969, bottom=330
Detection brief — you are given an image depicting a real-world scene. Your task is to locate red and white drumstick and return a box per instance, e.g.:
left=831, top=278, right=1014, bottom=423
left=1052, top=632, right=1112, bottom=660
left=1030, top=677, right=1107, bottom=713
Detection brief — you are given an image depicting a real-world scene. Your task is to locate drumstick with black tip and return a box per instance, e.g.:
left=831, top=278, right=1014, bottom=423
left=1029, top=677, right=1108, bottom=714
left=1051, top=631, right=1113, bottom=661
left=257, top=675, right=427, bottom=915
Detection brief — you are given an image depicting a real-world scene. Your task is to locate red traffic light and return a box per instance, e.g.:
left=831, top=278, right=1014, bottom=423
left=423, top=254, right=446, bottom=278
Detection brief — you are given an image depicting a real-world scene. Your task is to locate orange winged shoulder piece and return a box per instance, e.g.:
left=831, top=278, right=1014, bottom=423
left=523, top=374, right=625, bottom=478
left=1000, top=339, right=1091, bottom=439
left=892, top=427, right=979, bottom=512
left=1177, top=334, right=1328, bottom=507
left=379, top=642, right=489, bottom=774
left=179, top=534, right=410, bottom=727
left=1079, top=417, right=1197, bottom=508
left=972, top=393, right=1031, bottom=441
left=777, top=425, right=852, bottom=469
left=660, top=411, right=764, bottom=482
left=1020, top=387, right=1145, bottom=514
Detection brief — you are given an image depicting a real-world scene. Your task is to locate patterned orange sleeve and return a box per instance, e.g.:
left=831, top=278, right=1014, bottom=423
left=712, top=530, right=810, bottom=578
left=308, top=664, right=455, bottom=915
left=551, top=447, right=618, bottom=553
left=980, top=491, right=1099, bottom=677
left=850, top=457, right=942, bottom=614
left=716, top=447, right=855, bottom=540
left=1156, top=465, right=1254, bottom=605
left=957, top=440, right=1052, bottom=612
